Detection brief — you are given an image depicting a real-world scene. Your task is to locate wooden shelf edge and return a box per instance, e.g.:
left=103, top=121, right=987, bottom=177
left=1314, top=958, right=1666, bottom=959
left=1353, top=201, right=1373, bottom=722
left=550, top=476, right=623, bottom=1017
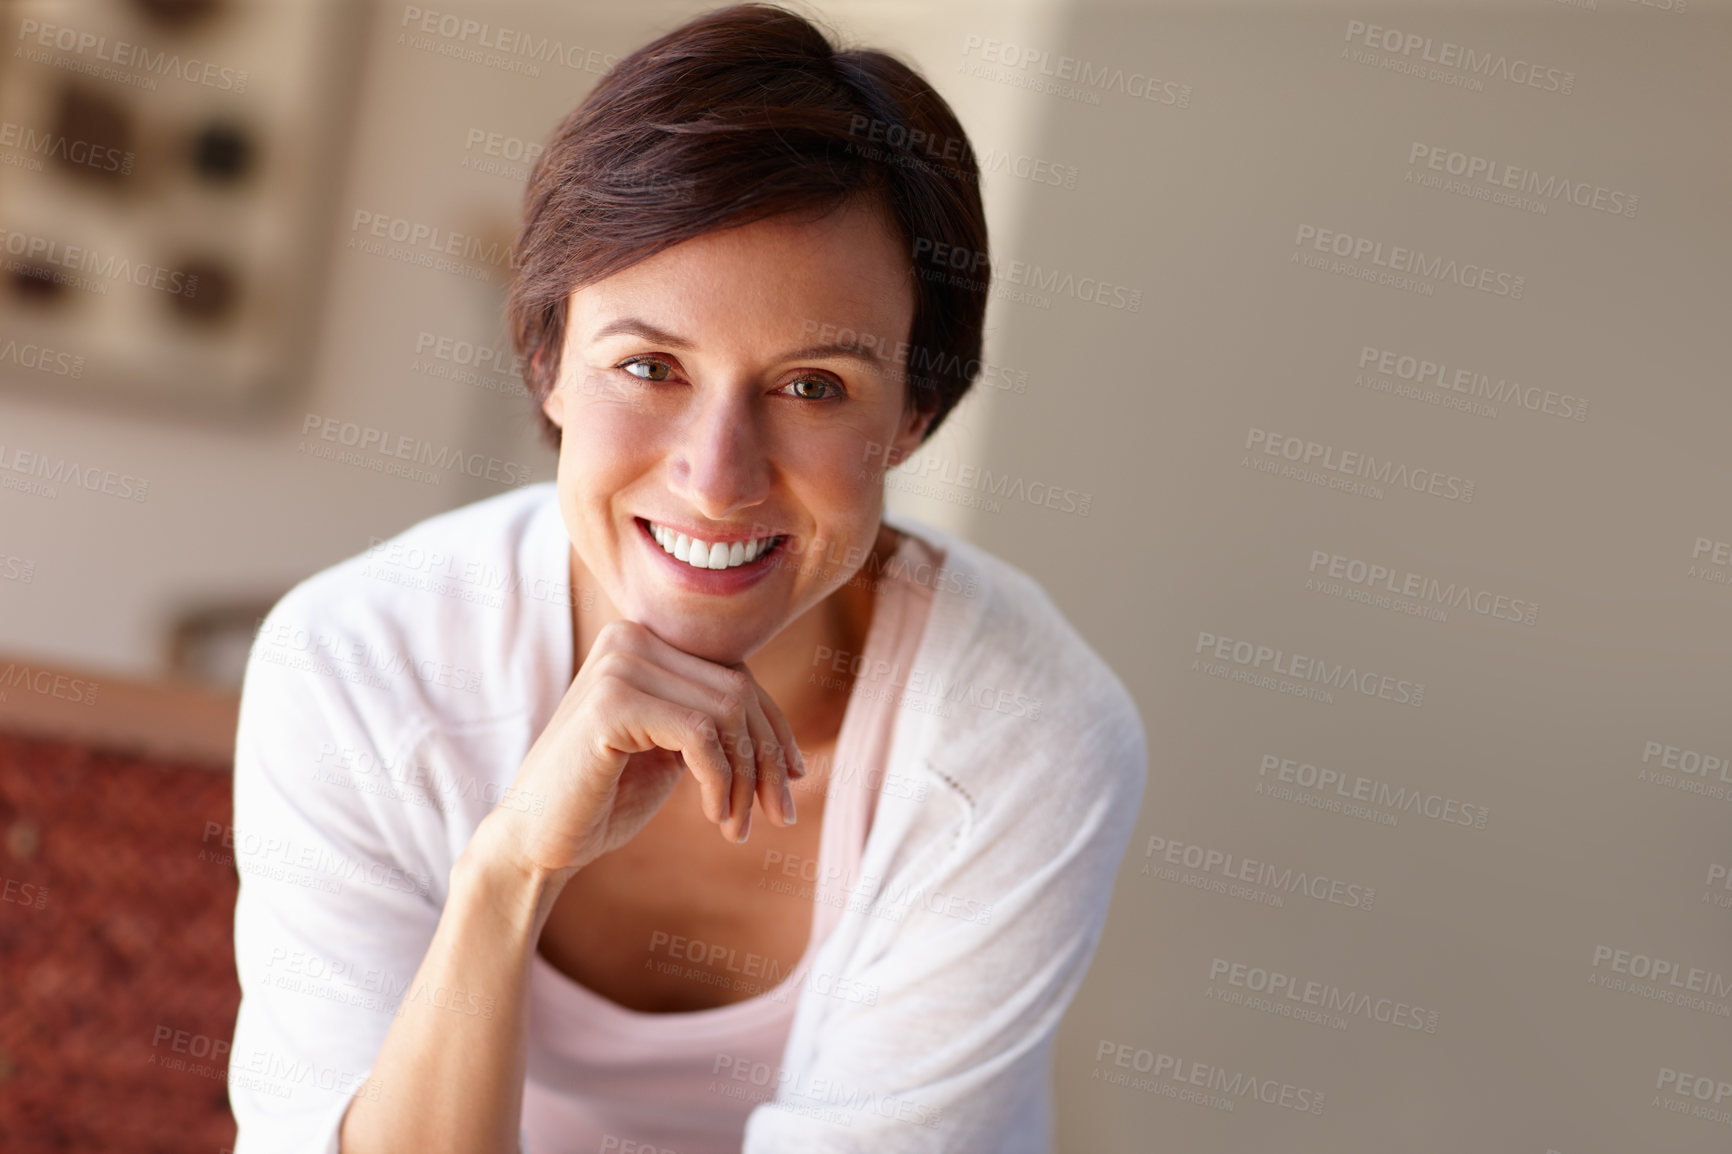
left=0, top=652, right=239, bottom=769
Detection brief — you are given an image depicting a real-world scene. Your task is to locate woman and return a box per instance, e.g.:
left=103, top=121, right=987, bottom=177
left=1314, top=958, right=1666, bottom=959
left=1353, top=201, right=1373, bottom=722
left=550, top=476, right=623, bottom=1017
left=227, top=5, right=1145, bottom=1152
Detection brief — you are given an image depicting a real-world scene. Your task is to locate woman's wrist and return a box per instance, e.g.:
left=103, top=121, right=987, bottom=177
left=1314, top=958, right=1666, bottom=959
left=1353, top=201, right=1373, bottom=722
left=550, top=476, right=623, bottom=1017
left=343, top=811, right=556, bottom=1154
left=456, top=811, right=572, bottom=940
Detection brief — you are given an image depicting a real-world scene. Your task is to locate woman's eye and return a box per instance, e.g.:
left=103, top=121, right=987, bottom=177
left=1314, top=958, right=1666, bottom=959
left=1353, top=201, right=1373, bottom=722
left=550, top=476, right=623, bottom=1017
left=621, top=358, right=673, bottom=381
left=785, top=376, right=841, bottom=400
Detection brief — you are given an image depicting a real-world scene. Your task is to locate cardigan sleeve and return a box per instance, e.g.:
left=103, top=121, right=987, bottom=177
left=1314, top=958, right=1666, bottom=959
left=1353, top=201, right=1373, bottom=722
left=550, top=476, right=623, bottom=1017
left=227, top=601, right=447, bottom=1154
left=740, top=690, right=1148, bottom=1154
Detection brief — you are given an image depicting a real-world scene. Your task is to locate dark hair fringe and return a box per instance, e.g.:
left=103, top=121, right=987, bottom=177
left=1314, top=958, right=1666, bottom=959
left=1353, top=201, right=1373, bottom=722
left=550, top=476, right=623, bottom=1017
left=506, top=2, right=990, bottom=449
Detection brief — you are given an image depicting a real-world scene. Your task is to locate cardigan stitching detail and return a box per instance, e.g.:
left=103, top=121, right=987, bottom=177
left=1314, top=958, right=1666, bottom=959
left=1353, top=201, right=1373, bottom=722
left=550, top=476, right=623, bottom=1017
left=930, top=768, right=976, bottom=810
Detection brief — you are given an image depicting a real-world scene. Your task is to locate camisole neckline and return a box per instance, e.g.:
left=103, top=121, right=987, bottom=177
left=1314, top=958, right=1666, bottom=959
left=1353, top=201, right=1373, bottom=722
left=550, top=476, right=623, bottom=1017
left=524, top=529, right=929, bottom=1038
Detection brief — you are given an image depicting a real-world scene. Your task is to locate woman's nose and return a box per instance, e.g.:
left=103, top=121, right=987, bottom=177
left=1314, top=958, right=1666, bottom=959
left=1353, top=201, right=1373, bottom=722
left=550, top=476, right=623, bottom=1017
left=668, top=391, right=771, bottom=520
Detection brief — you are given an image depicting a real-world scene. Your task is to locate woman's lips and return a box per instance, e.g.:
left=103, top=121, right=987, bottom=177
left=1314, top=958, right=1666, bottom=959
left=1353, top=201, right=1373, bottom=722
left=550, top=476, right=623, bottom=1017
left=634, top=517, right=787, bottom=592
left=642, top=518, right=784, bottom=570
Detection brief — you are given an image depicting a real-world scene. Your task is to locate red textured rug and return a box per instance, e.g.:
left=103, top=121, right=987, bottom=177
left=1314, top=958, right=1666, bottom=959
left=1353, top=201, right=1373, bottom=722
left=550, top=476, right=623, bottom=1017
left=0, top=731, right=239, bottom=1153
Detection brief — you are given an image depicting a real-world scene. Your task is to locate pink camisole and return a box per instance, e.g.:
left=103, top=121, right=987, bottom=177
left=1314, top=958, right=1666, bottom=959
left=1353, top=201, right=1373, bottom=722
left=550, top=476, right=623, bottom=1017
left=519, top=533, right=942, bottom=1154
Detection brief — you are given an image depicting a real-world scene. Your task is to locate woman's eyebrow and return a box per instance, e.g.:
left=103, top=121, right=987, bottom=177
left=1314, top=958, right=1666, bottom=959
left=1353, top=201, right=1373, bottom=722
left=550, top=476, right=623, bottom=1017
left=589, top=316, right=894, bottom=371
left=589, top=317, right=694, bottom=348
left=777, top=340, right=894, bottom=371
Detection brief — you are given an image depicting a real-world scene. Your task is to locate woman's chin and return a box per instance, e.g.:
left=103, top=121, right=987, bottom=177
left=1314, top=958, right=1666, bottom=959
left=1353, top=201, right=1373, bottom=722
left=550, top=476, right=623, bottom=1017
left=637, top=613, right=769, bottom=667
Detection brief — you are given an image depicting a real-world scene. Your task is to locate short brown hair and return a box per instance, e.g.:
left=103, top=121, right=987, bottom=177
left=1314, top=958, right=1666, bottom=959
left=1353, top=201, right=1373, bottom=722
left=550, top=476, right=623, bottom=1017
left=506, top=2, right=990, bottom=449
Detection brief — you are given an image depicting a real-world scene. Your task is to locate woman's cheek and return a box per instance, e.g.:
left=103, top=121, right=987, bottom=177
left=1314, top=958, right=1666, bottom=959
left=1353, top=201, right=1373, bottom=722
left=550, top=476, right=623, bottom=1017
left=564, top=395, right=664, bottom=475
left=794, top=422, right=887, bottom=495
left=819, top=436, right=892, bottom=567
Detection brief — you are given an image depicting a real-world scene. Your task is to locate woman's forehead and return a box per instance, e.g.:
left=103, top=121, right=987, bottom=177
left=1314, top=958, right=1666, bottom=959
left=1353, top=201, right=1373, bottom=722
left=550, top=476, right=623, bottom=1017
left=567, top=210, right=915, bottom=347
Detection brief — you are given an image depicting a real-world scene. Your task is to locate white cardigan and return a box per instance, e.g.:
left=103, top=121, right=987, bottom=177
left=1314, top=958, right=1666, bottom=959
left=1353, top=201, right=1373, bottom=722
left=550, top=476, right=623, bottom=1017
left=227, top=483, right=1146, bottom=1153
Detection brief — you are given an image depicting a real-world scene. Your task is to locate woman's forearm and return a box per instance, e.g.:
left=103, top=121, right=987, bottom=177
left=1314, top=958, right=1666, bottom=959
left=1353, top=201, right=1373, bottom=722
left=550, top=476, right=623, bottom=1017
left=333, top=616, right=797, bottom=1151
left=340, top=812, right=566, bottom=1154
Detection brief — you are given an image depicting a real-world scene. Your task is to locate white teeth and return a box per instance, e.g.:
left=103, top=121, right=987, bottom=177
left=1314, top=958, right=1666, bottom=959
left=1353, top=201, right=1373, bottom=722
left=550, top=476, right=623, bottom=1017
left=648, top=522, right=778, bottom=571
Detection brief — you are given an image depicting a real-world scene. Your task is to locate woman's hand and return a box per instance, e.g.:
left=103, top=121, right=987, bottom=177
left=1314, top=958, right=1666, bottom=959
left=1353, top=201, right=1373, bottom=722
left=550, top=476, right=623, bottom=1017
left=494, top=619, right=805, bottom=881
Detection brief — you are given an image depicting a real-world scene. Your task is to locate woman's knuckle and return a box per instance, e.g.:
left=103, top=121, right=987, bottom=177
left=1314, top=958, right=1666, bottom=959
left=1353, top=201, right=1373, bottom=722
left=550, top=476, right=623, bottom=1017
left=687, top=711, right=719, bottom=743
left=597, top=620, right=645, bottom=650
left=587, top=675, right=623, bottom=707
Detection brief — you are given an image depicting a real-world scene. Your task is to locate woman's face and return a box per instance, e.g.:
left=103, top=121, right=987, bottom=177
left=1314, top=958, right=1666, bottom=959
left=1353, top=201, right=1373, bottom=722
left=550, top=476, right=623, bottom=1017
left=542, top=199, right=930, bottom=665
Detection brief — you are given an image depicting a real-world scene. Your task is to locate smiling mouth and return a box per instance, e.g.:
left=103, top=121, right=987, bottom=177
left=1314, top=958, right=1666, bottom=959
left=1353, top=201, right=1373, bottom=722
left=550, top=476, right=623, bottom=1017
left=639, top=518, right=787, bottom=571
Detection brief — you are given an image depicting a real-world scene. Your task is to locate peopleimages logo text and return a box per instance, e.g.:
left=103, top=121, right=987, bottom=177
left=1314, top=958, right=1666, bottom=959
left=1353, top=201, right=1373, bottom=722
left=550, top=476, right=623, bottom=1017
left=298, top=414, right=533, bottom=487
left=1245, top=427, right=1474, bottom=503
left=0, top=444, right=149, bottom=501
left=1294, top=226, right=1524, bottom=298
left=1195, top=629, right=1425, bottom=706
left=1343, top=21, right=1574, bottom=94
left=16, top=18, right=249, bottom=91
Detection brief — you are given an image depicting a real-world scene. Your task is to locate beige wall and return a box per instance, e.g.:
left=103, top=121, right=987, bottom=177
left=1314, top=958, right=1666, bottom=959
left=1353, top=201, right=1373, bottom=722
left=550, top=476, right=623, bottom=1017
left=3, top=0, right=1729, bottom=1150
left=936, top=2, right=1732, bottom=1152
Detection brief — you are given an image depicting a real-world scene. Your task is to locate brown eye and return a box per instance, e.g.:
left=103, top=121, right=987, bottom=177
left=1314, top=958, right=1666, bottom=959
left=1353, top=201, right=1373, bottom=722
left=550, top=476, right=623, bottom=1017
left=786, top=376, right=839, bottom=400
left=622, top=358, right=672, bottom=381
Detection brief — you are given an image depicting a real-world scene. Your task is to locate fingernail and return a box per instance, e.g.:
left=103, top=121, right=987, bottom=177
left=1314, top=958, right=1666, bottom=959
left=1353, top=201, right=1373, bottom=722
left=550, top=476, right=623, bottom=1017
left=738, top=810, right=752, bottom=842
left=781, top=780, right=797, bottom=824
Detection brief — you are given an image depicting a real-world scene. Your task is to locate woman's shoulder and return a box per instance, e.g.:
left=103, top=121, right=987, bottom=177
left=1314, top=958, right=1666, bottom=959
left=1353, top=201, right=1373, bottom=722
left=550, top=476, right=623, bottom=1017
left=884, top=517, right=1147, bottom=805
left=247, top=483, right=567, bottom=729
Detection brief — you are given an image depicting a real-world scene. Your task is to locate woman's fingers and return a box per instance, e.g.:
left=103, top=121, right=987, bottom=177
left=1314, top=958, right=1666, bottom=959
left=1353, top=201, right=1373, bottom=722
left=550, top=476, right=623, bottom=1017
left=584, top=621, right=809, bottom=843
left=598, top=631, right=757, bottom=784
left=588, top=648, right=756, bottom=839
left=718, top=671, right=760, bottom=843
left=611, top=628, right=803, bottom=782
left=740, top=688, right=795, bottom=828
left=706, top=671, right=758, bottom=843
left=744, top=669, right=806, bottom=781
left=585, top=672, right=734, bottom=826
